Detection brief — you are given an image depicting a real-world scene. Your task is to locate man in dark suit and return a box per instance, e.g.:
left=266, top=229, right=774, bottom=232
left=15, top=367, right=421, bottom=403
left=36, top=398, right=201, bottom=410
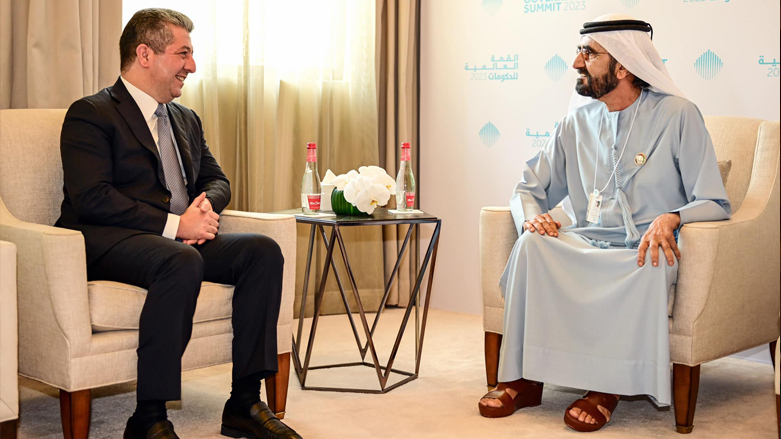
left=56, top=8, right=302, bottom=439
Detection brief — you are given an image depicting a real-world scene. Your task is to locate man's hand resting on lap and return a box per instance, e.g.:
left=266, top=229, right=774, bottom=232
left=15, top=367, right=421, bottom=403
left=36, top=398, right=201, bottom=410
left=524, top=213, right=562, bottom=237
left=637, top=212, right=681, bottom=267
left=177, top=192, right=220, bottom=245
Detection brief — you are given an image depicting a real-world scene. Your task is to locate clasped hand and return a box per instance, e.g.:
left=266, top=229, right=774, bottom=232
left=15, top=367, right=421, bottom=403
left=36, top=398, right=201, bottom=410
left=523, top=213, right=562, bottom=237
left=176, top=192, right=219, bottom=245
left=637, top=212, right=681, bottom=267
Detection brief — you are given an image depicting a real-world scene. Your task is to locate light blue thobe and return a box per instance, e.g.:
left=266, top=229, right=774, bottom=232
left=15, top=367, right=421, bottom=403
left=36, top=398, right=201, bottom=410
left=498, top=90, right=731, bottom=406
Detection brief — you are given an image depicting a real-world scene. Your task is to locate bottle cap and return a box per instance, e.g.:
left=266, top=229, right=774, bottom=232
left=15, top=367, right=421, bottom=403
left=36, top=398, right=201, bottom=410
left=307, top=142, right=317, bottom=149
left=401, top=142, right=410, bottom=149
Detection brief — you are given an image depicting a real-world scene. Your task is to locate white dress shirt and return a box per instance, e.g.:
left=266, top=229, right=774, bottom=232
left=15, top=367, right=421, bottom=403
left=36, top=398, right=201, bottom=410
left=121, top=76, right=188, bottom=239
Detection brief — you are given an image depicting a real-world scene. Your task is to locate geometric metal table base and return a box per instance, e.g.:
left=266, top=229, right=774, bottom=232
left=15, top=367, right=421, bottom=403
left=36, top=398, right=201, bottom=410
left=285, top=209, right=442, bottom=393
left=298, top=362, right=415, bottom=394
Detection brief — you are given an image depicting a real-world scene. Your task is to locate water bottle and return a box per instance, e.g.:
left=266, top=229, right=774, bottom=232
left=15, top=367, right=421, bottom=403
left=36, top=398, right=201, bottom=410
left=301, top=142, right=321, bottom=214
left=395, top=142, right=416, bottom=211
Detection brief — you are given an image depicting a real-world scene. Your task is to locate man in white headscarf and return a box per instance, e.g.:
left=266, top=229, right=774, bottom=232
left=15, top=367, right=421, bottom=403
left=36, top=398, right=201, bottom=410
left=477, top=14, right=730, bottom=432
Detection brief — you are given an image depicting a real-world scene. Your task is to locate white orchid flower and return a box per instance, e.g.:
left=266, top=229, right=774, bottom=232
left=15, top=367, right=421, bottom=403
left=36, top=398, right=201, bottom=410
left=343, top=175, right=371, bottom=204
left=353, top=183, right=391, bottom=214
left=334, top=167, right=394, bottom=214
left=357, top=166, right=396, bottom=192
left=358, top=165, right=386, bottom=176
left=333, top=169, right=360, bottom=190
left=370, top=172, right=396, bottom=193
left=332, top=174, right=348, bottom=190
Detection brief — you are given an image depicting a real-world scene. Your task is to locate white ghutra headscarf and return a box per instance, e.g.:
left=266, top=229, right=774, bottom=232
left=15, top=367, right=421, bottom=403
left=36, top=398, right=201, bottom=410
left=569, top=14, right=686, bottom=112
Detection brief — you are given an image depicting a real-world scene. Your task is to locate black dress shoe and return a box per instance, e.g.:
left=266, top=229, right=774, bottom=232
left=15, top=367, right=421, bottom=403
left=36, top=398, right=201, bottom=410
left=221, top=401, right=303, bottom=439
left=123, top=419, right=180, bottom=439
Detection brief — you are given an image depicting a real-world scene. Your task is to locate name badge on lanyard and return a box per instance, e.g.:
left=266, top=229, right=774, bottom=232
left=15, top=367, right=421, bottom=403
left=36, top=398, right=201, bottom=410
left=587, top=189, right=602, bottom=223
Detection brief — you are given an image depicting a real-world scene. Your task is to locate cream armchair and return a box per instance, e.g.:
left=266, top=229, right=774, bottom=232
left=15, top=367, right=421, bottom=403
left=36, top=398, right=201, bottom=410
left=480, top=116, right=780, bottom=434
left=0, top=241, right=18, bottom=439
left=0, top=109, right=297, bottom=438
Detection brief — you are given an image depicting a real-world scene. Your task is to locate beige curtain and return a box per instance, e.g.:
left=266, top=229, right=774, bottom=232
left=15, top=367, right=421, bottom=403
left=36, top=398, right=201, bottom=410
left=171, top=0, right=385, bottom=317
left=0, top=0, right=121, bottom=109
left=376, top=0, right=420, bottom=307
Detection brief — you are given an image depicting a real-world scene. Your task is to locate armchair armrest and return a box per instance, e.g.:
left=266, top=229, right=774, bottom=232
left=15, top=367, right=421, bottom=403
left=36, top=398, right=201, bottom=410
left=479, top=205, right=570, bottom=333
left=219, top=211, right=297, bottom=348
left=0, top=200, right=92, bottom=388
left=479, top=207, right=515, bottom=332
left=0, top=241, right=18, bottom=424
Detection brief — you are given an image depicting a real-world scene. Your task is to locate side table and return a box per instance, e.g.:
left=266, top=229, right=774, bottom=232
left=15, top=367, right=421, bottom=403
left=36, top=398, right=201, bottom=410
left=276, top=208, right=442, bottom=393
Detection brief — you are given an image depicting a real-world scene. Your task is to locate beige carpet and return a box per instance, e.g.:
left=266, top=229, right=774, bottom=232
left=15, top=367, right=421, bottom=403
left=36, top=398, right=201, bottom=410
left=16, top=309, right=779, bottom=438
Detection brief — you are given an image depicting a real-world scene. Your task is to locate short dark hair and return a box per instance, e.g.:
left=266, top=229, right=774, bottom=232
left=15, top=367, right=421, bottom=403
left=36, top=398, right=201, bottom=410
left=608, top=56, right=649, bottom=90
left=119, top=8, right=194, bottom=72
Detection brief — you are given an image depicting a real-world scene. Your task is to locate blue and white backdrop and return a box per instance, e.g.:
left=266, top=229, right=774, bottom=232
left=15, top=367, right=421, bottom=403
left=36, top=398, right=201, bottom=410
left=419, top=0, right=780, bottom=318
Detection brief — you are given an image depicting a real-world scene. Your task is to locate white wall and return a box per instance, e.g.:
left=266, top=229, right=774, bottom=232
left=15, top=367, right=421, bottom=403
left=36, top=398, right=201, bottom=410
left=420, top=0, right=780, bottom=316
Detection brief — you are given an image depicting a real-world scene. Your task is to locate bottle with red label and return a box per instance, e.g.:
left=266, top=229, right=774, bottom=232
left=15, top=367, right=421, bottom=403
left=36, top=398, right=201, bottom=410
left=301, top=142, right=321, bottom=215
left=395, top=142, right=416, bottom=211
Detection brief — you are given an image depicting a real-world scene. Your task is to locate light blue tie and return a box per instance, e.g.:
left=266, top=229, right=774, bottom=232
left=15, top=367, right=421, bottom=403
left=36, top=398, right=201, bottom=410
left=155, top=104, right=189, bottom=215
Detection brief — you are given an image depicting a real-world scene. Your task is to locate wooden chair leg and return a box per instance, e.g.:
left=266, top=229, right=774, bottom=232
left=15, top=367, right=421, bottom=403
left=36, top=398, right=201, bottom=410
left=59, top=389, right=91, bottom=439
left=776, top=394, right=780, bottom=437
left=484, top=332, right=502, bottom=390
left=673, top=364, right=700, bottom=434
left=0, top=419, right=18, bottom=439
left=265, top=352, right=290, bottom=420
left=772, top=340, right=779, bottom=435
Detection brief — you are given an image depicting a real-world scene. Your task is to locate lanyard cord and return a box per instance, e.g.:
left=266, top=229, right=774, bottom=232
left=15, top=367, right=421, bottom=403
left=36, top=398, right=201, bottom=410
left=592, top=89, right=644, bottom=194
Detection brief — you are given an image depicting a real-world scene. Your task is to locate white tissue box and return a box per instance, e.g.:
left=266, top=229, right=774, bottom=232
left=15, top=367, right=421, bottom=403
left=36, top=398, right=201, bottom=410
left=321, top=183, right=335, bottom=212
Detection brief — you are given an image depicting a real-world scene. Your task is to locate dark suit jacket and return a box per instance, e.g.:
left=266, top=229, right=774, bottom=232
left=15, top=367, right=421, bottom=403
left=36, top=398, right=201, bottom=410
left=56, top=77, right=231, bottom=265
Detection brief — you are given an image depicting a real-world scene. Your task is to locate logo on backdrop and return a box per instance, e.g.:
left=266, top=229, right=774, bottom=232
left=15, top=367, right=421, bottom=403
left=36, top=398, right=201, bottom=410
left=465, top=54, right=519, bottom=82
left=479, top=122, right=501, bottom=147
left=545, top=55, right=568, bottom=81
left=527, top=122, right=559, bottom=148
left=619, top=0, right=640, bottom=7
left=694, top=50, right=723, bottom=80
left=523, top=0, right=587, bottom=14
left=482, top=0, right=503, bottom=16
left=759, top=55, right=780, bottom=78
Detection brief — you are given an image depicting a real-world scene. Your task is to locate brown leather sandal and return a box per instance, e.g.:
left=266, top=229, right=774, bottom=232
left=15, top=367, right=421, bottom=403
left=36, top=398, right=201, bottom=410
left=478, top=379, right=543, bottom=418
left=564, top=391, right=619, bottom=432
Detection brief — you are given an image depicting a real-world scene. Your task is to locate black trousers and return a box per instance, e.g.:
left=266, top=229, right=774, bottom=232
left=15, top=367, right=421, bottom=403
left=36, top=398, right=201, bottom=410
left=87, top=232, right=284, bottom=401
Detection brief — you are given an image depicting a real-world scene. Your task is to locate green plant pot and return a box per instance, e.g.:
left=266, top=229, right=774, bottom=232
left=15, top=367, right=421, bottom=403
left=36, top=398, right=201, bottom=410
left=331, top=189, right=368, bottom=216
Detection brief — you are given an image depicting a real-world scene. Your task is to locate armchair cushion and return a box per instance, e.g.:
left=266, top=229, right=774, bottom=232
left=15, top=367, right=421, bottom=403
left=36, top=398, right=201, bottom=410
left=89, top=281, right=234, bottom=332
